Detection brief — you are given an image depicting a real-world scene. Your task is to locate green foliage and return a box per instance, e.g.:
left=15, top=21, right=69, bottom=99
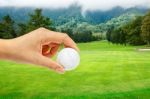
left=98, top=12, right=140, bottom=33
left=124, top=16, right=145, bottom=45
left=61, top=26, right=100, bottom=43
left=0, top=9, right=54, bottom=38
left=17, top=9, right=52, bottom=36
left=141, top=11, right=150, bottom=45
left=110, top=28, right=127, bottom=45
left=107, top=15, right=147, bottom=46
left=17, top=23, right=28, bottom=36
left=0, top=15, right=16, bottom=39
left=106, top=26, right=127, bottom=45
left=0, top=8, right=149, bottom=45
left=61, top=28, right=74, bottom=39
left=106, top=26, right=114, bottom=42
left=28, top=9, right=52, bottom=29
left=0, top=8, right=100, bottom=43
left=0, top=6, right=148, bottom=26
left=74, top=30, right=93, bottom=43
left=58, top=11, right=138, bottom=37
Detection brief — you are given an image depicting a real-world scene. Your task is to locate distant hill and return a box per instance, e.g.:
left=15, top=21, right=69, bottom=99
left=97, top=8, right=146, bottom=32
left=0, top=5, right=149, bottom=26
left=57, top=7, right=149, bottom=33
left=86, top=6, right=148, bottom=24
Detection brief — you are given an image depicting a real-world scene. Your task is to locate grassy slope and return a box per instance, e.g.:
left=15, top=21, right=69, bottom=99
left=0, top=41, right=150, bottom=99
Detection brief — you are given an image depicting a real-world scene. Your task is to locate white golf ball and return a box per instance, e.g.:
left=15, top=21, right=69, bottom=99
left=56, top=48, right=80, bottom=71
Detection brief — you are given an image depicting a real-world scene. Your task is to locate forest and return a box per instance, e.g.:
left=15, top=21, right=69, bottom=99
left=0, top=8, right=150, bottom=45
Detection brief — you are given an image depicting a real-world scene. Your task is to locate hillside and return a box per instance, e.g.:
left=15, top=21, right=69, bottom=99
left=57, top=9, right=147, bottom=34
left=97, top=9, right=145, bottom=33
left=0, top=5, right=148, bottom=26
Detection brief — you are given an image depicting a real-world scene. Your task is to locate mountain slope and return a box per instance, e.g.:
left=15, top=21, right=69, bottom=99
left=0, top=5, right=149, bottom=26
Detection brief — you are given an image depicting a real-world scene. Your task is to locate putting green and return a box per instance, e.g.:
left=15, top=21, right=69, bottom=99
left=0, top=41, right=150, bottom=99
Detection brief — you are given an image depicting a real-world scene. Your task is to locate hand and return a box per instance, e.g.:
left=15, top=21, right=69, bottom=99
left=0, top=27, right=79, bottom=73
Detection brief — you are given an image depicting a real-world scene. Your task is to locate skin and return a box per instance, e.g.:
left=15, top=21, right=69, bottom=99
left=0, top=27, right=79, bottom=74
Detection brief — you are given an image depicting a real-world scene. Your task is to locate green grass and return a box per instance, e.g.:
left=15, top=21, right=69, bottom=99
left=0, top=41, right=150, bottom=99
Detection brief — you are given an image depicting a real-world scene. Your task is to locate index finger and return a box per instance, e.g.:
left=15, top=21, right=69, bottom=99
left=63, top=34, right=80, bottom=52
left=39, top=28, right=79, bottom=51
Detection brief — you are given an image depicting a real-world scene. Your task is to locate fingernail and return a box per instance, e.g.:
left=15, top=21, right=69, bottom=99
left=56, top=67, right=65, bottom=74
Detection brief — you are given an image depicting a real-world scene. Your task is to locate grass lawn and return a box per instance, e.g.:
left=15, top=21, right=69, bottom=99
left=0, top=41, right=150, bottom=99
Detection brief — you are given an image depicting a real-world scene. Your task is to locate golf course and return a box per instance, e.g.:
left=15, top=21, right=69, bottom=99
left=0, top=41, right=150, bottom=99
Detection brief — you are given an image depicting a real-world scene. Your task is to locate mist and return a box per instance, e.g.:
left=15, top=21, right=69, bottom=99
left=0, top=0, right=150, bottom=11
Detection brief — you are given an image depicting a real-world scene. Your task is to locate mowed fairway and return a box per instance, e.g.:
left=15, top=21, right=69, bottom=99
left=0, top=41, right=150, bottom=99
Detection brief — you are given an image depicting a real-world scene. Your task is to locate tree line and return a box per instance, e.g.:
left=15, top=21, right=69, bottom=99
left=0, top=9, right=101, bottom=43
left=0, top=9, right=53, bottom=39
left=106, top=11, right=150, bottom=46
left=61, top=28, right=101, bottom=43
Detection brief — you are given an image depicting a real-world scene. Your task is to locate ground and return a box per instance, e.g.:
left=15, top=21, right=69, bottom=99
left=0, top=41, right=150, bottom=99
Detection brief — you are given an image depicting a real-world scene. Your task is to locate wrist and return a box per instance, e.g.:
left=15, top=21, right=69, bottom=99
left=0, top=39, right=13, bottom=59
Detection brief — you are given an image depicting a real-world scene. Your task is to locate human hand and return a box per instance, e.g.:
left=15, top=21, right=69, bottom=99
left=0, top=27, right=79, bottom=73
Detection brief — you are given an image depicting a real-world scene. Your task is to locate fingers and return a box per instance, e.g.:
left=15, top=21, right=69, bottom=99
left=42, top=45, right=50, bottom=55
left=37, top=54, right=64, bottom=74
left=38, top=28, right=79, bottom=51
left=50, top=45, right=60, bottom=57
left=63, top=34, right=80, bottom=52
left=42, top=43, right=60, bottom=57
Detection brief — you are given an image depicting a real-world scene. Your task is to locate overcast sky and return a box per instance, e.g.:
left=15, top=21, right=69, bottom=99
left=0, top=0, right=150, bottom=11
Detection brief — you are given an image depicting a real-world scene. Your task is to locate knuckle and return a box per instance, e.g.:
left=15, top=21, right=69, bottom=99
left=37, top=27, right=48, bottom=35
left=63, top=33, right=69, bottom=39
left=38, top=27, right=46, bottom=31
left=63, top=33, right=68, bottom=37
left=50, top=65, right=59, bottom=71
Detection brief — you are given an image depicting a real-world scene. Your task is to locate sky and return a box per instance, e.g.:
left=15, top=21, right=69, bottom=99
left=0, top=0, right=150, bottom=11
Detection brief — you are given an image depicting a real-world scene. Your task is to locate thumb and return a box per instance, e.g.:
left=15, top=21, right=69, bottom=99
left=37, top=54, right=64, bottom=73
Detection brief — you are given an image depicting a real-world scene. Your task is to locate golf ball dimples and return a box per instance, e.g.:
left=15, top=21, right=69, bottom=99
left=57, top=48, right=80, bottom=71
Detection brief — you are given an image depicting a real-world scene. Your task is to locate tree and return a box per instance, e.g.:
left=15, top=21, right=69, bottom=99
left=121, top=16, right=145, bottom=45
left=17, top=23, right=28, bottom=36
left=0, top=15, right=16, bottom=39
left=108, top=16, right=145, bottom=46
left=61, top=28, right=73, bottom=38
left=106, top=26, right=114, bottom=42
left=118, top=28, right=127, bottom=45
left=141, top=12, right=150, bottom=45
left=107, top=27, right=127, bottom=45
left=18, top=9, right=52, bottom=36
left=28, top=9, right=52, bottom=29
left=111, top=29, right=120, bottom=44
